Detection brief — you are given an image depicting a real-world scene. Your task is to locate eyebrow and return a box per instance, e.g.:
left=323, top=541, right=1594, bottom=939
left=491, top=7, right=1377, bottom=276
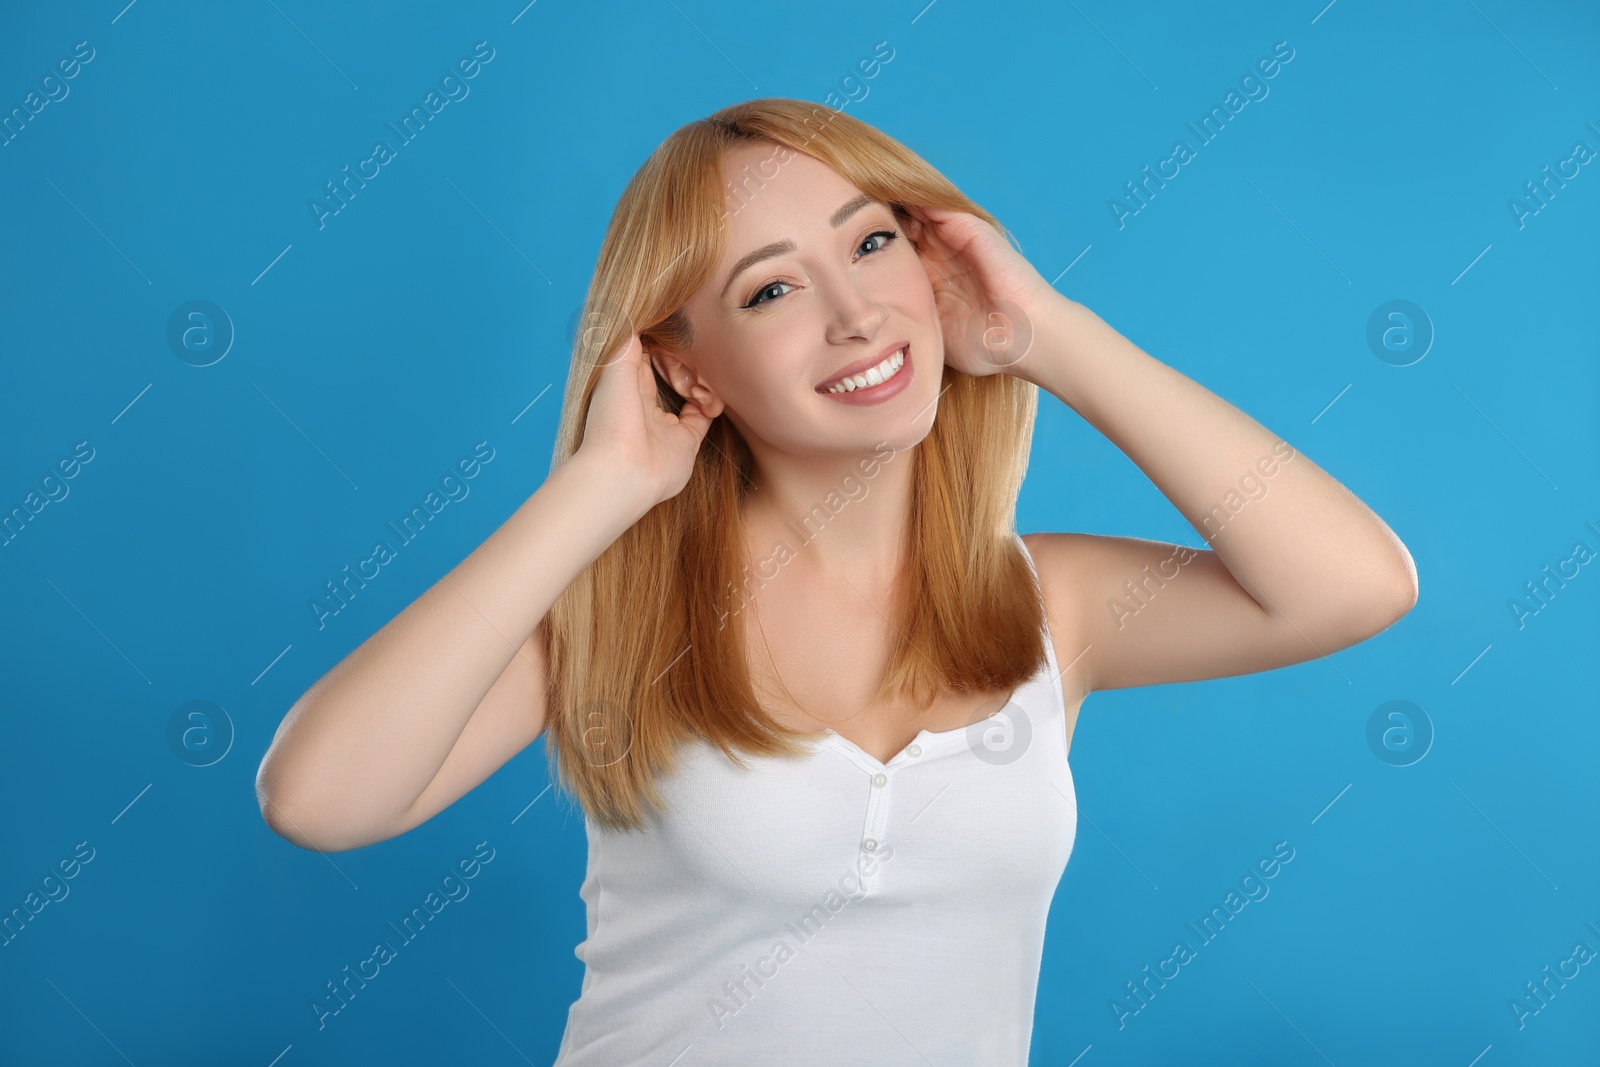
left=718, top=194, right=887, bottom=302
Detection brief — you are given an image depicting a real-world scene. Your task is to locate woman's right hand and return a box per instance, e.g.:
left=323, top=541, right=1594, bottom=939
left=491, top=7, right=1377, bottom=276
left=576, top=333, right=716, bottom=510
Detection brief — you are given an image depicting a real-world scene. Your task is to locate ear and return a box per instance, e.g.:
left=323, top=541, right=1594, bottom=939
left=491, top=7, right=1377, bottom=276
left=901, top=209, right=928, bottom=250
left=649, top=347, right=726, bottom=419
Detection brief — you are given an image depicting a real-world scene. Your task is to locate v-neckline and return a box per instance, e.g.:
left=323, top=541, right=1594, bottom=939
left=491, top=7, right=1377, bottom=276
left=785, top=532, right=1055, bottom=771
left=819, top=682, right=1023, bottom=770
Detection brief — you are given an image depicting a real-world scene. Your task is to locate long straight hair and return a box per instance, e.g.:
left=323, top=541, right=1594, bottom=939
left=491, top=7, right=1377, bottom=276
left=540, top=98, right=1046, bottom=832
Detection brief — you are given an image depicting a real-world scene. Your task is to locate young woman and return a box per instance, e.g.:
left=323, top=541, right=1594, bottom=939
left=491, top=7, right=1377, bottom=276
left=256, top=98, right=1417, bottom=1063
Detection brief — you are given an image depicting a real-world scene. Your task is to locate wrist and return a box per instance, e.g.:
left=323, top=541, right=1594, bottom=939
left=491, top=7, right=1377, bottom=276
left=565, top=446, right=661, bottom=515
left=1019, top=296, right=1098, bottom=399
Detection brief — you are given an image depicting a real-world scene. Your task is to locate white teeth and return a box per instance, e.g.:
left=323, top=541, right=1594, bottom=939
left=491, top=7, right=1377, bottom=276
left=825, top=346, right=906, bottom=394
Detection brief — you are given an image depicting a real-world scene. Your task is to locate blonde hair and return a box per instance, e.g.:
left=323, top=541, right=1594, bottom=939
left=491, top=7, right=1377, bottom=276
left=540, top=98, right=1045, bottom=831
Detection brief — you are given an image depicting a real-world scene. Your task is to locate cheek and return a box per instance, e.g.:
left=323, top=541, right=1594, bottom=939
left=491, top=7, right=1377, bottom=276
left=713, top=348, right=807, bottom=414
left=897, top=263, right=941, bottom=338
left=898, top=256, right=938, bottom=310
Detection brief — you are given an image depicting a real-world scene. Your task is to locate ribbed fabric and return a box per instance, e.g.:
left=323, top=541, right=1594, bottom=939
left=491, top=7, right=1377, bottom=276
left=552, top=535, right=1077, bottom=1066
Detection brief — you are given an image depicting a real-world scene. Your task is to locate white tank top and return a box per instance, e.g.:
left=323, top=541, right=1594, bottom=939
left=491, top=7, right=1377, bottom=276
left=552, top=535, right=1078, bottom=1065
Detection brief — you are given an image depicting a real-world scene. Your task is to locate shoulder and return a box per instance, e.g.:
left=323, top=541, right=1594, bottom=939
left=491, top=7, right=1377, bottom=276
left=1018, top=531, right=1092, bottom=704
left=1019, top=530, right=1089, bottom=599
left=1020, top=529, right=1169, bottom=601
left=1018, top=531, right=1086, bottom=619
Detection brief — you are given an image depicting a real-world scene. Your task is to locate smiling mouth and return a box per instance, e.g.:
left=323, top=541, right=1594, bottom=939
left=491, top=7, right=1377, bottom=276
left=817, top=345, right=909, bottom=394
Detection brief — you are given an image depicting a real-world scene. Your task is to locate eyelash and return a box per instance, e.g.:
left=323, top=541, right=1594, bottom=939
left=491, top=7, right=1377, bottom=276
left=739, top=229, right=902, bottom=311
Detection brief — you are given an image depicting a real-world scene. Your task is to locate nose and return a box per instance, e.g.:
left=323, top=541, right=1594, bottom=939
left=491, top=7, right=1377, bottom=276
left=822, top=274, right=889, bottom=345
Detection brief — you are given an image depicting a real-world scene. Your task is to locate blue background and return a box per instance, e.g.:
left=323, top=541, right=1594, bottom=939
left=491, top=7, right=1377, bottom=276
left=2, top=0, right=1597, bottom=1063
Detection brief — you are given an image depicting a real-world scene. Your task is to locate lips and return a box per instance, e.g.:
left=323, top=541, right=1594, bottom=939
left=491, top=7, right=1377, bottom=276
left=815, top=341, right=910, bottom=392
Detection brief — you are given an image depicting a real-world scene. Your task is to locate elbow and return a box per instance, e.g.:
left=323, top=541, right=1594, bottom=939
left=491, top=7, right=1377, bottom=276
left=1384, top=537, right=1420, bottom=621
left=1369, top=579, right=1416, bottom=638
left=255, top=707, right=341, bottom=852
left=1392, top=568, right=1419, bottom=620
left=258, top=787, right=370, bottom=853
left=255, top=760, right=399, bottom=854
left=1316, top=544, right=1417, bottom=643
left=256, top=759, right=340, bottom=853
left=1361, top=543, right=1419, bottom=636
left=256, top=769, right=320, bottom=852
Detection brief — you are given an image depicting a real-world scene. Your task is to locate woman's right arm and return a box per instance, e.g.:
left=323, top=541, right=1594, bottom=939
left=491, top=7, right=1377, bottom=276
left=256, top=334, right=716, bottom=853
left=254, top=450, right=652, bottom=852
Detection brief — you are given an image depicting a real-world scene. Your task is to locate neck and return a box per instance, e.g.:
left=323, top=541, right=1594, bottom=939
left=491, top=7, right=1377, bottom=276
left=741, top=443, right=917, bottom=594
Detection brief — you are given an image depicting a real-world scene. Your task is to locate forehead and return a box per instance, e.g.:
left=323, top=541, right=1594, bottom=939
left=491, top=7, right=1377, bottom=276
left=717, top=144, right=861, bottom=237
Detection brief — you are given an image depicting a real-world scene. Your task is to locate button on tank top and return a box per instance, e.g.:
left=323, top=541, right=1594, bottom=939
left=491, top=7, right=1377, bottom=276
left=551, top=535, right=1078, bottom=1065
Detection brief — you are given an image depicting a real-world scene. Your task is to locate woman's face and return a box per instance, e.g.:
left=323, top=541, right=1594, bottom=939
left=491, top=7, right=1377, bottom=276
left=653, top=142, right=944, bottom=461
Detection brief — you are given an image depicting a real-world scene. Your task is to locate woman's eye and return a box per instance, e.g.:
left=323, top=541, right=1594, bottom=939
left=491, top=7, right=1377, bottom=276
left=743, top=281, right=792, bottom=309
left=741, top=229, right=901, bottom=310
left=859, top=229, right=900, bottom=256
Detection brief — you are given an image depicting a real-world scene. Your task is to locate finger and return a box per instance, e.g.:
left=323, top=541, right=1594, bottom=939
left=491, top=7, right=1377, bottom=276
left=676, top=399, right=714, bottom=441
left=918, top=249, right=957, bottom=288
left=908, top=214, right=956, bottom=255
left=904, top=223, right=929, bottom=255
left=905, top=206, right=944, bottom=237
left=603, top=331, right=642, bottom=370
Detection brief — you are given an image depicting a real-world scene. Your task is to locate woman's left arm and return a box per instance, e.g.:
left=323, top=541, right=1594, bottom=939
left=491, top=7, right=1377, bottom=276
left=906, top=205, right=1418, bottom=694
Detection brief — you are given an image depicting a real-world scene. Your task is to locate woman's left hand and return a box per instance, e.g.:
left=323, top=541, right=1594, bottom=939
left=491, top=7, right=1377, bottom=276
left=903, top=205, right=1065, bottom=380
